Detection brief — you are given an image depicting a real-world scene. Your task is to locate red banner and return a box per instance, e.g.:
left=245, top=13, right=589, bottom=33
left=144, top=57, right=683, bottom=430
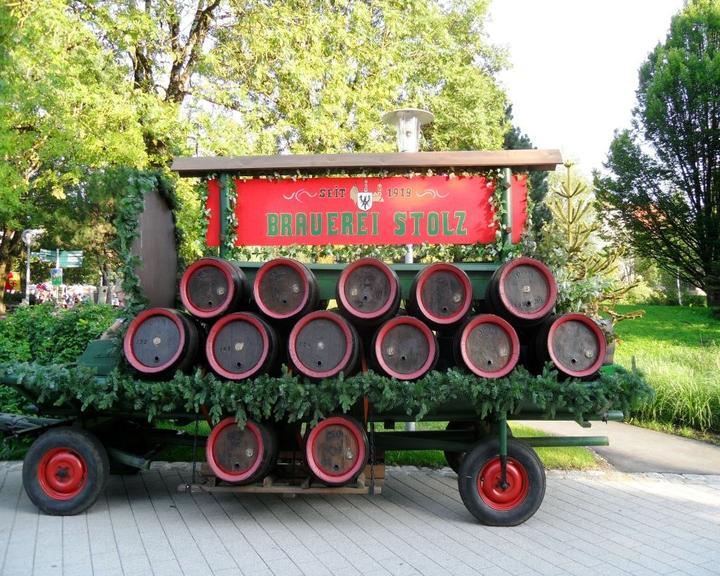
left=205, top=174, right=528, bottom=247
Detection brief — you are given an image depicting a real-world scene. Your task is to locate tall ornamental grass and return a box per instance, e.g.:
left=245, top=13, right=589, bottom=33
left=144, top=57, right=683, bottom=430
left=614, top=305, right=720, bottom=433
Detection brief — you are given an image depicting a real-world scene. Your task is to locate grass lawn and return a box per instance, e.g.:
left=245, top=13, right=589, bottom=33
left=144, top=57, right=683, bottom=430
left=613, top=305, right=720, bottom=434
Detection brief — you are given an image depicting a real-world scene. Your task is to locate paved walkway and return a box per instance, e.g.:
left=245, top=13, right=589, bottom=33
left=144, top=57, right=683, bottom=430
left=1, top=462, right=719, bottom=576
left=524, top=421, right=720, bottom=474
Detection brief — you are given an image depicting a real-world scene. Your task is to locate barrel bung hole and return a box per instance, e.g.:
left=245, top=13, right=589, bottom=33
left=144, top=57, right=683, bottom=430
left=442, top=306, right=449, bottom=312
left=236, top=362, right=243, bottom=368
left=486, top=359, right=493, bottom=367
left=317, top=360, right=323, bottom=367
left=154, top=356, right=159, bottom=362
left=571, top=358, right=577, bottom=365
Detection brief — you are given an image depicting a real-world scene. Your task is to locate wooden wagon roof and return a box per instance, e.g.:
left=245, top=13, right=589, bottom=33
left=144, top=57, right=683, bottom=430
left=171, top=149, right=563, bottom=177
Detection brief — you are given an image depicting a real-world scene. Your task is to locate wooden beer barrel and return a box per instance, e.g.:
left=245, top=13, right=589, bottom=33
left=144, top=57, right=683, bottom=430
left=407, top=263, right=473, bottom=330
left=336, top=258, right=400, bottom=327
left=206, top=313, right=278, bottom=380
left=288, top=311, right=360, bottom=380
left=123, top=308, right=200, bottom=377
left=305, top=416, right=368, bottom=487
left=253, top=258, right=319, bottom=321
left=455, top=315, right=520, bottom=378
left=534, top=313, right=606, bottom=378
left=206, top=418, right=277, bottom=485
left=372, top=316, right=438, bottom=380
left=486, top=257, right=557, bottom=325
left=179, top=257, right=247, bottom=319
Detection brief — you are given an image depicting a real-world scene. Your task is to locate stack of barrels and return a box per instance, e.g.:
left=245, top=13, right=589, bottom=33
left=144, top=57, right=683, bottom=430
left=122, top=255, right=606, bottom=383
left=122, top=255, right=607, bottom=486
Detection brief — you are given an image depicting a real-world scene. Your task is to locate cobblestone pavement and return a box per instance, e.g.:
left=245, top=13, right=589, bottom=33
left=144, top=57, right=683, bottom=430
left=1, top=462, right=719, bottom=576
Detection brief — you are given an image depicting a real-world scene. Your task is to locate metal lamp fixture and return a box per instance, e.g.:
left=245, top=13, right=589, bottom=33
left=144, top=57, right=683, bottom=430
left=382, top=108, right=434, bottom=153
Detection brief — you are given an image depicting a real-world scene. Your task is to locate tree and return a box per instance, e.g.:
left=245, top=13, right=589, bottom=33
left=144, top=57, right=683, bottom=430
left=595, top=0, right=720, bottom=308
left=0, top=1, right=146, bottom=314
left=539, top=163, right=627, bottom=316
left=75, top=0, right=507, bottom=158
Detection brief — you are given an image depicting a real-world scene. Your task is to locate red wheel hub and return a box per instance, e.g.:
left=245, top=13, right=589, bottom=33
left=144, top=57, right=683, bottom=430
left=477, top=457, right=529, bottom=511
left=38, top=447, right=87, bottom=501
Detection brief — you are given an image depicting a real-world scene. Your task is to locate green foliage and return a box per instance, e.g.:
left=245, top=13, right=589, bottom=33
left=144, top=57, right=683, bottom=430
left=0, top=1, right=148, bottom=313
left=537, top=164, right=627, bottom=316
left=614, top=304, right=720, bottom=432
left=0, top=362, right=652, bottom=429
left=0, top=303, right=119, bottom=414
left=0, top=304, right=119, bottom=365
left=596, top=0, right=720, bottom=308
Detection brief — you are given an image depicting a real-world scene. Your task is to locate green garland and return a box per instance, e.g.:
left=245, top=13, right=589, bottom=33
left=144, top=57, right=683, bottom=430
left=1, top=362, right=653, bottom=428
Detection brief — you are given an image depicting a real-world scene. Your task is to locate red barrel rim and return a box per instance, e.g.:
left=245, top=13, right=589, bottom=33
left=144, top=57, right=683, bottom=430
left=337, top=258, right=399, bottom=321
left=206, top=313, right=270, bottom=380
left=374, top=316, right=437, bottom=380
left=206, top=418, right=265, bottom=483
left=414, top=263, right=473, bottom=326
left=497, top=257, right=557, bottom=321
left=305, top=416, right=367, bottom=485
left=459, top=314, right=520, bottom=378
left=546, top=313, right=607, bottom=378
left=180, top=258, right=238, bottom=319
left=38, top=447, right=88, bottom=501
left=477, top=456, right=529, bottom=511
left=288, top=311, right=355, bottom=379
left=123, top=308, right=186, bottom=374
left=253, top=258, right=311, bottom=320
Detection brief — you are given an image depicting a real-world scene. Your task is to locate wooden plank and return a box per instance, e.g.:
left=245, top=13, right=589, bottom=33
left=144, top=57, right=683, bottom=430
left=179, top=482, right=381, bottom=495
left=171, top=149, right=563, bottom=177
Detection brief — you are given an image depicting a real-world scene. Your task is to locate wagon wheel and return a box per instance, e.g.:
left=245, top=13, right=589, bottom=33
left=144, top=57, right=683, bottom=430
left=457, top=437, right=545, bottom=526
left=23, top=427, right=109, bottom=516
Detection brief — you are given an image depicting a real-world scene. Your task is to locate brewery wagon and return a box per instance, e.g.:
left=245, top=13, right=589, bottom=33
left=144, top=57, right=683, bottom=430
left=0, top=143, right=648, bottom=526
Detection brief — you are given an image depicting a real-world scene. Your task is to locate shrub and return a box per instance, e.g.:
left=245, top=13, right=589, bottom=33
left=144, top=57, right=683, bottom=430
left=0, top=303, right=120, bottom=414
left=0, top=303, right=119, bottom=364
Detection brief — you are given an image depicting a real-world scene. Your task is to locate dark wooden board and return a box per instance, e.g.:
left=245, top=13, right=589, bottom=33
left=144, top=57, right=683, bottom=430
left=378, top=323, right=430, bottom=376
left=463, top=322, right=513, bottom=373
left=186, top=265, right=228, bottom=311
left=419, top=269, right=468, bottom=320
left=294, top=318, right=348, bottom=372
left=131, top=315, right=180, bottom=368
left=342, top=264, right=393, bottom=314
left=257, top=264, right=307, bottom=315
left=550, top=319, right=601, bottom=372
left=212, top=319, right=265, bottom=374
left=501, top=262, right=551, bottom=314
left=172, top=149, right=563, bottom=177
